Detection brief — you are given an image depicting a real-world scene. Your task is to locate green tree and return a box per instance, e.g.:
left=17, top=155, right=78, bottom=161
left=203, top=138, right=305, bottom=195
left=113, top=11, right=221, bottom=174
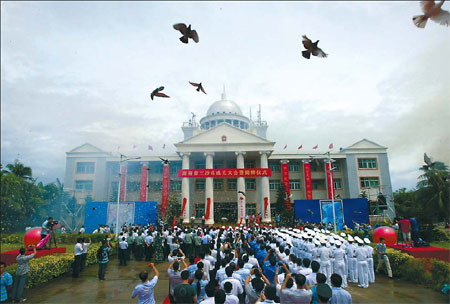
left=5, top=159, right=33, bottom=180
left=275, top=183, right=288, bottom=214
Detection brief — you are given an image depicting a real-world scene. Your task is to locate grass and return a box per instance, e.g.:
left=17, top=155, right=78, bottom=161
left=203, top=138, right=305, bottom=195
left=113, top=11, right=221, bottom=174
left=430, top=241, right=450, bottom=250
left=1, top=243, right=75, bottom=253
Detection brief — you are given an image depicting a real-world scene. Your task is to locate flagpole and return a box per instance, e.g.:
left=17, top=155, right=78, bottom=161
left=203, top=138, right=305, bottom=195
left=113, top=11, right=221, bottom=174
left=327, top=151, right=337, bottom=234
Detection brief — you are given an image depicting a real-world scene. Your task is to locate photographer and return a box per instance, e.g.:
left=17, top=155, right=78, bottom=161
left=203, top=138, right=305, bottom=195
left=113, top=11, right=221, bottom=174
left=41, top=217, right=54, bottom=249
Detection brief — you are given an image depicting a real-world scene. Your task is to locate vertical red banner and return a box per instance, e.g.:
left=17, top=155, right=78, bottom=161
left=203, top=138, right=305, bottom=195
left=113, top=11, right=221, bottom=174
left=180, top=198, right=187, bottom=217
left=264, top=197, right=269, bottom=218
left=139, top=165, right=148, bottom=201
left=281, top=162, right=291, bottom=210
left=326, top=162, right=335, bottom=199
left=161, top=164, right=170, bottom=217
left=303, top=162, right=313, bottom=200
left=119, top=166, right=127, bottom=201
left=205, top=198, right=211, bottom=220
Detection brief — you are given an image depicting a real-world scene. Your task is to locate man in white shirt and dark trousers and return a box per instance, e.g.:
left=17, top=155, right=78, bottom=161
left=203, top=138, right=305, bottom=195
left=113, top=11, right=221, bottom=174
left=80, top=237, right=91, bottom=272
left=119, top=237, right=128, bottom=266
left=73, top=237, right=84, bottom=278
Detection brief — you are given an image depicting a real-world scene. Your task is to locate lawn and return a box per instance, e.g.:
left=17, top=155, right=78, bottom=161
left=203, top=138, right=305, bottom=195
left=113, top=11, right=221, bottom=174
left=1, top=243, right=75, bottom=253
left=430, top=241, right=450, bottom=249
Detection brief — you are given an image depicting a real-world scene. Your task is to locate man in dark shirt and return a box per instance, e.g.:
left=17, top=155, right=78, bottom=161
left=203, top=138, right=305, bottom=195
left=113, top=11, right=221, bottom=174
left=173, top=270, right=197, bottom=303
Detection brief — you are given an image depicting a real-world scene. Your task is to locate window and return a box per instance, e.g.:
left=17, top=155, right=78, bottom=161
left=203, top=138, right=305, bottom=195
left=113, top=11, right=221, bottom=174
left=246, top=203, right=256, bottom=215
left=149, top=162, right=163, bottom=173
left=227, top=179, right=237, bottom=190
left=358, top=158, right=377, bottom=169
left=210, top=120, right=216, bottom=128
left=245, top=160, right=255, bottom=168
left=126, top=181, right=140, bottom=192
left=195, top=161, right=205, bottom=169
left=311, top=179, right=325, bottom=190
left=170, top=162, right=182, bottom=174
left=76, top=162, right=95, bottom=174
left=240, top=121, right=245, bottom=129
left=217, top=119, right=224, bottom=125
left=213, top=160, right=224, bottom=169
left=333, top=162, right=341, bottom=171
left=196, top=179, right=205, bottom=191
left=75, top=180, right=93, bottom=191
left=226, top=160, right=236, bottom=169
left=233, top=120, right=239, bottom=127
left=269, top=162, right=281, bottom=172
left=127, top=162, right=141, bottom=174
left=334, top=179, right=342, bottom=189
left=290, top=180, right=301, bottom=190
left=360, top=177, right=380, bottom=188
left=195, top=204, right=205, bottom=218
left=246, top=179, right=256, bottom=190
left=214, top=179, right=223, bottom=190
left=225, top=119, right=232, bottom=124
left=147, top=181, right=162, bottom=191
left=289, top=163, right=300, bottom=172
left=170, top=180, right=182, bottom=191
left=269, top=180, right=281, bottom=191
left=310, top=161, right=323, bottom=172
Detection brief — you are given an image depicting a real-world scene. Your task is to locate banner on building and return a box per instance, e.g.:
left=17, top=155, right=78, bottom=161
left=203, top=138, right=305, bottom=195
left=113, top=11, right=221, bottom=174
left=119, top=166, right=127, bottom=201
left=161, top=164, right=170, bottom=217
left=264, top=197, right=269, bottom=218
left=303, top=162, right=313, bottom=200
left=239, top=196, right=245, bottom=222
left=281, top=162, right=291, bottom=210
left=205, top=197, right=211, bottom=220
left=325, top=162, right=335, bottom=199
left=180, top=198, right=187, bottom=218
left=139, top=165, right=148, bottom=201
left=178, top=168, right=272, bottom=178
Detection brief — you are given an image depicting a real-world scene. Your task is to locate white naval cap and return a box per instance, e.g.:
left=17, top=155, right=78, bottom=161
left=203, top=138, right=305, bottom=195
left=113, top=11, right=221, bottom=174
left=347, top=235, right=354, bottom=242
left=364, top=238, right=371, bottom=244
left=340, top=232, right=346, bottom=237
left=335, top=240, right=342, bottom=246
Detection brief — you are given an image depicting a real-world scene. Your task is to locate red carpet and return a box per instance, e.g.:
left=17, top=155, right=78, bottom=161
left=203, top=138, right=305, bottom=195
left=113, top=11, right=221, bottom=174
left=0, top=247, right=66, bottom=266
left=387, top=244, right=450, bottom=262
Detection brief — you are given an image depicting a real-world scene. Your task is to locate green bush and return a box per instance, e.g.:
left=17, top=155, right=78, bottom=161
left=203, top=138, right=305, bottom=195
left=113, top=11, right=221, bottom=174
left=430, top=259, right=450, bottom=291
left=1, top=232, right=112, bottom=245
left=4, top=241, right=117, bottom=288
left=1, top=233, right=25, bottom=244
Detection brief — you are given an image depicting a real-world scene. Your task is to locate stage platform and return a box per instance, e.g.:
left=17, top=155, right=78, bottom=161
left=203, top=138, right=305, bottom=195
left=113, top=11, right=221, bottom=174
left=1, top=247, right=66, bottom=266
left=387, top=244, right=450, bottom=263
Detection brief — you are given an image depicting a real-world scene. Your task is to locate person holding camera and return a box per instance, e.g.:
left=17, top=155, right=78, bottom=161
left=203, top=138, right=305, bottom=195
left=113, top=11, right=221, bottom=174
left=12, top=244, right=36, bottom=302
left=40, top=217, right=54, bottom=249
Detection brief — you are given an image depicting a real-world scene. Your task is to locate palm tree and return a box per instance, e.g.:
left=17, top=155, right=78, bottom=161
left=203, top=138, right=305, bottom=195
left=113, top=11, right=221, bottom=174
left=417, top=161, right=449, bottom=189
left=5, top=159, right=33, bottom=181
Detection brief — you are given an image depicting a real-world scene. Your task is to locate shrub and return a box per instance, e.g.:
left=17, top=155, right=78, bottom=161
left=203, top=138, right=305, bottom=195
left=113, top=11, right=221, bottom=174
left=4, top=241, right=117, bottom=288
left=1, top=232, right=112, bottom=246
left=430, top=259, right=450, bottom=291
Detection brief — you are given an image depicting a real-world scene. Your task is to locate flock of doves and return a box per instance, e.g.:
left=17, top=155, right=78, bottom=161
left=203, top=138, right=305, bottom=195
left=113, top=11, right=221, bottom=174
left=150, top=1, right=449, bottom=101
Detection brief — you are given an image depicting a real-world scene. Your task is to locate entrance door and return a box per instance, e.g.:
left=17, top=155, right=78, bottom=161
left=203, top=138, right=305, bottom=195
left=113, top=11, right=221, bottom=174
left=214, top=202, right=237, bottom=223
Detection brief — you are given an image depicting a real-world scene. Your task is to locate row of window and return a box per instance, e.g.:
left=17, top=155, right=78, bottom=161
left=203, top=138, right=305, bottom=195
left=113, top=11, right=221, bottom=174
left=200, top=119, right=249, bottom=130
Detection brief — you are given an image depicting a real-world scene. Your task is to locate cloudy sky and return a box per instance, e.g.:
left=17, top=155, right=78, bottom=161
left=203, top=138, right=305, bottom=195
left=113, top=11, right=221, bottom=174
left=1, top=1, right=449, bottom=190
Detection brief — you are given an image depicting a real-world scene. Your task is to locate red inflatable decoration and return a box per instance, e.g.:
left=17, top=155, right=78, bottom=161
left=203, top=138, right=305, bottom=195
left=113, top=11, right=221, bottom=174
left=373, top=226, right=397, bottom=244
left=24, top=227, right=42, bottom=247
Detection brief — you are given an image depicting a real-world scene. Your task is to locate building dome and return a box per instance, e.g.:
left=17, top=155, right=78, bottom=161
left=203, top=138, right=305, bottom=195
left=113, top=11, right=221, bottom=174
left=206, top=98, right=243, bottom=116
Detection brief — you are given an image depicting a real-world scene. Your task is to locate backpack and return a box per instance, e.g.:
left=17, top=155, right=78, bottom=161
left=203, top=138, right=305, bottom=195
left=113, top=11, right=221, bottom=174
left=97, top=246, right=104, bottom=260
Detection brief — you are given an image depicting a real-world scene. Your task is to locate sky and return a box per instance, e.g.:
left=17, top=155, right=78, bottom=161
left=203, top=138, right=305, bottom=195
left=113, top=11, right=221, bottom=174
left=1, top=1, right=449, bottom=191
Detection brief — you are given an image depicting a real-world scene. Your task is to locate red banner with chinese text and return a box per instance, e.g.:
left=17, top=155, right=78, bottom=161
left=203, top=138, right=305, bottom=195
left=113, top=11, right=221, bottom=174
left=120, top=166, right=127, bottom=201
left=303, top=162, right=313, bottom=200
left=139, top=165, right=148, bottom=201
left=205, top=198, right=211, bottom=220
left=281, top=163, right=291, bottom=210
left=264, top=197, right=269, bottom=218
left=239, top=196, right=245, bottom=221
left=178, top=168, right=272, bottom=178
left=326, top=162, right=335, bottom=199
left=180, top=198, right=187, bottom=218
left=161, top=164, right=170, bottom=217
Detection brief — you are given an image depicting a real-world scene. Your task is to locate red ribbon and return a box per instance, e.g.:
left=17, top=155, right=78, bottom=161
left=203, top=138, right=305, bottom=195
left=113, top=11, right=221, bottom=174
left=180, top=198, right=187, bottom=217
left=205, top=198, right=211, bottom=220
left=264, top=197, right=269, bottom=218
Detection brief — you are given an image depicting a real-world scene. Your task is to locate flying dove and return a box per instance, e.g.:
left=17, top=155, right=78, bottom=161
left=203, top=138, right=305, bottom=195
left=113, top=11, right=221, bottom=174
left=423, top=153, right=435, bottom=170
left=173, top=23, right=199, bottom=44
left=413, top=1, right=450, bottom=28
left=189, top=81, right=207, bottom=94
left=150, top=86, right=170, bottom=100
left=302, top=35, right=328, bottom=59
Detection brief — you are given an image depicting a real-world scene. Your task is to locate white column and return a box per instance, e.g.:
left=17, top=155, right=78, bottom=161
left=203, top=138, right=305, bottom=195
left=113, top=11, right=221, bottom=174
left=236, top=151, right=246, bottom=224
left=181, top=153, right=191, bottom=223
left=260, top=151, right=271, bottom=222
left=204, top=152, right=215, bottom=225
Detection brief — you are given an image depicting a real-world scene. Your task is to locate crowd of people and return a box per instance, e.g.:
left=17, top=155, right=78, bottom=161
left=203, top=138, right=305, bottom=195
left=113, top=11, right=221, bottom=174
left=127, top=223, right=393, bottom=304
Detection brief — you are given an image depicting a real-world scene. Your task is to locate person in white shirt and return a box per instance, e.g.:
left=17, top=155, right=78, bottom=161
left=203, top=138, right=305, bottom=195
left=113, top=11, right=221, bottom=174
left=333, top=241, right=347, bottom=288
left=364, top=238, right=375, bottom=283
left=119, top=237, right=128, bottom=266
left=220, top=266, right=243, bottom=298
left=80, top=237, right=91, bottom=272
left=329, top=273, right=352, bottom=304
left=318, top=240, right=332, bottom=284
left=306, top=261, right=320, bottom=285
left=73, top=237, right=84, bottom=278
left=354, top=239, right=369, bottom=288
left=131, top=263, right=159, bottom=304
left=199, top=283, right=216, bottom=304
left=79, top=226, right=85, bottom=234
left=223, top=281, right=240, bottom=304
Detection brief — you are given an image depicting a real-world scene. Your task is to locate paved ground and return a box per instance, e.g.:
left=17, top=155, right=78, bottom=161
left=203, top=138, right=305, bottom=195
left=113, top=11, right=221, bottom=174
left=21, top=257, right=448, bottom=303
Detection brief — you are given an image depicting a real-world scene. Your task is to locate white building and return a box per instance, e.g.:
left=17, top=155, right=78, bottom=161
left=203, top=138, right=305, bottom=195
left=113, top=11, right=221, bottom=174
left=64, top=92, right=395, bottom=224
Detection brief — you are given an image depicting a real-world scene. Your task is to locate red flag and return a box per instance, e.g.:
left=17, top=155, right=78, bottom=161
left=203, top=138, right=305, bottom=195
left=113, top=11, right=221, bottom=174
left=283, top=144, right=287, bottom=150
left=313, top=145, right=318, bottom=149
left=163, top=144, right=166, bottom=149
left=329, top=143, right=333, bottom=149
left=171, top=216, right=176, bottom=229
left=148, top=145, right=153, bottom=151
left=298, top=145, right=303, bottom=150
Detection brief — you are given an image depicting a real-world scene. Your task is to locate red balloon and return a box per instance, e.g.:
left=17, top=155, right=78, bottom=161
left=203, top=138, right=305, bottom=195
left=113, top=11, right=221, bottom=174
left=373, top=226, right=397, bottom=244
left=24, top=227, right=42, bottom=247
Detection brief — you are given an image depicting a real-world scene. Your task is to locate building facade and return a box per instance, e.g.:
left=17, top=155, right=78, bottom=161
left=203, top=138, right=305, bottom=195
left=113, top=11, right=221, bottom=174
left=64, top=92, right=395, bottom=224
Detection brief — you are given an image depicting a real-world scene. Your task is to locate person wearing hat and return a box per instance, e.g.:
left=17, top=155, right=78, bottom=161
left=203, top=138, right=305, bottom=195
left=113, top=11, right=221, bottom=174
left=364, top=238, right=375, bottom=283
left=354, top=238, right=369, bottom=288
left=333, top=240, right=347, bottom=288
left=345, top=236, right=357, bottom=284
left=316, top=283, right=332, bottom=304
left=318, top=239, right=332, bottom=284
